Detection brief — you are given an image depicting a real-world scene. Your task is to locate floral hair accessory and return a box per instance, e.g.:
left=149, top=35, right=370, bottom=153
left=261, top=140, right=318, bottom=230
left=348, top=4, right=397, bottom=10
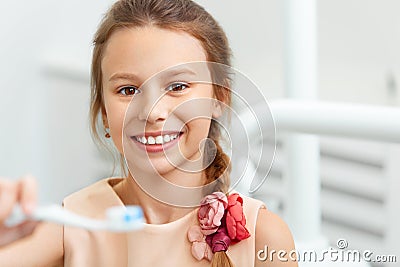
left=226, top=193, right=250, bottom=241
left=188, top=191, right=250, bottom=262
left=198, top=192, right=228, bottom=235
left=187, top=225, right=213, bottom=261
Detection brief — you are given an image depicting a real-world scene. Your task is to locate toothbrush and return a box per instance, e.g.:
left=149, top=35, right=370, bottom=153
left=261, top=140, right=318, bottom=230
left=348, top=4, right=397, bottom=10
left=5, top=204, right=144, bottom=232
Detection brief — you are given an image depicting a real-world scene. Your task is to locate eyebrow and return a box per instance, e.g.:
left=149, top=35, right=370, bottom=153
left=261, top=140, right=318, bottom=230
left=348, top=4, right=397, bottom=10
left=108, top=72, right=140, bottom=82
left=161, top=67, right=198, bottom=78
left=108, top=67, right=198, bottom=83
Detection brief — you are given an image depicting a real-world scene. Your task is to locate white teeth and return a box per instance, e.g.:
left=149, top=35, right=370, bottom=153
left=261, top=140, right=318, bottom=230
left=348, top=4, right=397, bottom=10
left=155, top=136, right=163, bottom=144
left=135, top=133, right=181, bottom=145
left=163, top=135, right=171, bottom=142
left=147, top=136, right=156, bottom=145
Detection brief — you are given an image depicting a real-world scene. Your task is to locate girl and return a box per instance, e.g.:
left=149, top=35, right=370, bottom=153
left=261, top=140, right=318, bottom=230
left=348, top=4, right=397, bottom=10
left=0, top=0, right=296, bottom=266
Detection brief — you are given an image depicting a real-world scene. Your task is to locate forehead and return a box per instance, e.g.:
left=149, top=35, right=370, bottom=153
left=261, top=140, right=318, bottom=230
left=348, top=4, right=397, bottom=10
left=101, top=26, right=208, bottom=83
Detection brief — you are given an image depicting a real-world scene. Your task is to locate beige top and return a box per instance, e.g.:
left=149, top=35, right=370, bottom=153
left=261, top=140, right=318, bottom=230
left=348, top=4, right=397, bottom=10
left=63, top=178, right=265, bottom=267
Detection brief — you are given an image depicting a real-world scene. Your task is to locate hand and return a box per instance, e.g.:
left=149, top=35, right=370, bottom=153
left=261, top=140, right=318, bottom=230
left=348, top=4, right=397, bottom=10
left=0, top=175, right=39, bottom=247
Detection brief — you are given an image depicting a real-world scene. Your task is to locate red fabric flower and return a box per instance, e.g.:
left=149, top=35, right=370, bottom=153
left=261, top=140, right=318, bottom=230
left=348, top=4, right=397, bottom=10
left=225, top=193, right=250, bottom=241
left=198, top=192, right=228, bottom=235
left=205, top=223, right=231, bottom=253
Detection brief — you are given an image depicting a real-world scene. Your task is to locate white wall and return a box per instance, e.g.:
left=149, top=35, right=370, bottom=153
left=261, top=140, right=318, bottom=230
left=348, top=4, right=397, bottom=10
left=318, top=0, right=400, bottom=105
left=0, top=0, right=115, bottom=202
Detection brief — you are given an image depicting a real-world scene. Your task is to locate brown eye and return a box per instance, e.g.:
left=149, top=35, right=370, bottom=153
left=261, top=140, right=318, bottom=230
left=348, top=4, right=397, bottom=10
left=118, top=86, right=140, bottom=96
left=165, top=82, right=189, bottom=92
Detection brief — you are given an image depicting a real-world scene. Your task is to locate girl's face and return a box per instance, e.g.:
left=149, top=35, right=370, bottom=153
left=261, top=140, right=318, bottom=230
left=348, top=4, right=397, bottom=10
left=101, top=26, right=221, bottom=182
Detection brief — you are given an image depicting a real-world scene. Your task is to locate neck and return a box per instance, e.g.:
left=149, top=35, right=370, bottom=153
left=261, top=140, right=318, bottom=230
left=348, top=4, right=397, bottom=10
left=113, top=169, right=206, bottom=224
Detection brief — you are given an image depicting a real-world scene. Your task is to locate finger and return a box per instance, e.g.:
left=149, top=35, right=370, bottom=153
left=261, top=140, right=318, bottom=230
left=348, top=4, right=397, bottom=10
left=19, top=174, right=37, bottom=215
left=0, top=179, right=18, bottom=223
left=0, top=220, right=39, bottom=247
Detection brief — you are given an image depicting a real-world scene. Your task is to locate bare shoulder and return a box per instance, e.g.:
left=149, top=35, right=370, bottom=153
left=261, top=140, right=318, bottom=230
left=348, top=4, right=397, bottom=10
left=254, top=208, right=298, bottom=267
left=0, top=222, right=64, bottom=267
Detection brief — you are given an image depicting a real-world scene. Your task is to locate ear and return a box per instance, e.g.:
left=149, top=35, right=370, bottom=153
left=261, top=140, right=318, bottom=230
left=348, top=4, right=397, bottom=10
left=211, top=98, right=223, bottom=118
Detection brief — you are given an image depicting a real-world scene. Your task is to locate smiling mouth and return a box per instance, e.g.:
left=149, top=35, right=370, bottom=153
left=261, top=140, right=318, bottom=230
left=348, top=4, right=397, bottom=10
left=132, top=132, right=183, bottom=145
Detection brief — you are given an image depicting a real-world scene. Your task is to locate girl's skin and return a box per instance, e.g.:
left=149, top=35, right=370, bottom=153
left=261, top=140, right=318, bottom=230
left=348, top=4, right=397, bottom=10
left=0, top=26, right=297, bottom=267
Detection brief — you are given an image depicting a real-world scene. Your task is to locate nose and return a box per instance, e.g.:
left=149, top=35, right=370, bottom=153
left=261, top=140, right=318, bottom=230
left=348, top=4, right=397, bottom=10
left=137, top=91, right=169, bottom=124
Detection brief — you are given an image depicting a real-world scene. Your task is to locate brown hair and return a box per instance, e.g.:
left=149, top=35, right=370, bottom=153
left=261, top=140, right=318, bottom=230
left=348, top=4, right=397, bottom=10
left=90, top=1, right=234, bottom=265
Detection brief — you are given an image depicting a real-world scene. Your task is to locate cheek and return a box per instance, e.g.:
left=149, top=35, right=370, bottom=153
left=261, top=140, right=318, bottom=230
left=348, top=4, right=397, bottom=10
left=185, top=117, right=212, bottom=142
left=175, top=87, right=216, bottom=142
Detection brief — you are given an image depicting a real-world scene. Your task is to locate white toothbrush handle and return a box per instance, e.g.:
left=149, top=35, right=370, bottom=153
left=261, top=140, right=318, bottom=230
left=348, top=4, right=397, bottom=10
left=31, top=205, right=108, bottom=230
left=5, top=205, right=144, bottom=232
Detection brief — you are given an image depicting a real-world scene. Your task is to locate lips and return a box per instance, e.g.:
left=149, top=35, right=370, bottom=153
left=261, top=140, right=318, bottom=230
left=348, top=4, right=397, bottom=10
left=130, top=131, right=183, bottom=153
